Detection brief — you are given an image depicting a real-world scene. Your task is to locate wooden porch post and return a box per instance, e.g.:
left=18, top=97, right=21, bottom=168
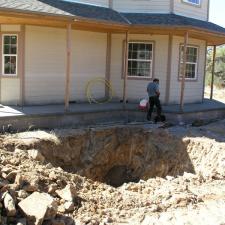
left=123, top=32, right=129, bottom=109
left=105, top=32, right=112, bottom=98
left=20, top=25, right=25, bottom=106
left=109, top=0, right=113, bottom=8
left=65, top=23, right=72, bottom=111
left=210, top=45, right=216, bottom=100
left=180, top=32, right=189, bottom=112
left=165, top=34, right=173, bottom=104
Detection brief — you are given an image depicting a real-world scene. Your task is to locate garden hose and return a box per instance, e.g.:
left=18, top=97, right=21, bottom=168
left=85, top=78, right=114, bottom=104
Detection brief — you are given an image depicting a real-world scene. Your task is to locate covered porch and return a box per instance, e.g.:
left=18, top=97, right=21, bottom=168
left=0, top=1, right=225, bottom=113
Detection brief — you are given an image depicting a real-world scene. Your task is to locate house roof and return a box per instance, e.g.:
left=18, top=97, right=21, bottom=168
left=0, top=0, right=225, bottom=36
left=0, top=0, right=128, bottom=24
left=123, top=13, right=225, bottom=34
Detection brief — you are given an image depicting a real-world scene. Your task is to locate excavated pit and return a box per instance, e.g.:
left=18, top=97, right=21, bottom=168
left=2, top=125, right=225, bottom=187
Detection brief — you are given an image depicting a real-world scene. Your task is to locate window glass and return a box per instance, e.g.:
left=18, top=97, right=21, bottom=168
left=2, top=35, right=17, bottom=76
left=128, top=42, right=153, bottom=78
left=179, top=45, right=198, bottom=79
left=183, top=0, right=201, bottom=6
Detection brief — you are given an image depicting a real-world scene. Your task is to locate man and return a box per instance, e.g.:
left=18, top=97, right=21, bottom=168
left=146, top=78, right=162, bottom=121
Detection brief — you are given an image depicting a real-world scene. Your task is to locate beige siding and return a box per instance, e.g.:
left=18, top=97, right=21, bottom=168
left=25, top=26, right=107, bottom=104
left=72, top=0, right=109, bottom=7
left=112, top=0, right=170, bottom=13
left=110, top=34, right=169, bottom=103
left=1, top=78, right=20, bottom=105
left=169, top=36, right=206, bottom=104
left=0, top=25, right=21, bottom=105
left=23, top=26, right=206, bottom=106
left=173, top=0, right=208, bottom=21
left=71, top=30, right=107, bottom=102
left=1, top=25, right=21, bottom=32
left=25, top=26, right=66, bottom=104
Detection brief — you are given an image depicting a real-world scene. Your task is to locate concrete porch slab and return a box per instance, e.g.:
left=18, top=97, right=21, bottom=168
left=0, top=99, right=224, bottom=132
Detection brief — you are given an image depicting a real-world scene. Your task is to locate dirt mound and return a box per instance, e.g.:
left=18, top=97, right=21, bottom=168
left=0, top=121, right=225, bottom=224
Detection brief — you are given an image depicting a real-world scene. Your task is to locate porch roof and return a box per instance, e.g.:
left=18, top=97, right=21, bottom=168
left=124, top=13, right=225, bottom=35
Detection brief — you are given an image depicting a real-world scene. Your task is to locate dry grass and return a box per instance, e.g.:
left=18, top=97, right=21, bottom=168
left=204, top=86, right=225, bottom=103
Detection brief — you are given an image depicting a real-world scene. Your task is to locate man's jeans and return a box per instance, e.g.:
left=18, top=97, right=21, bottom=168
left=147, top=96, right=162, bottom=120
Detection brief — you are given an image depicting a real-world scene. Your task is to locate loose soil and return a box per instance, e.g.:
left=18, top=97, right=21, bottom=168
left=1, top=119, right=225, bottom=224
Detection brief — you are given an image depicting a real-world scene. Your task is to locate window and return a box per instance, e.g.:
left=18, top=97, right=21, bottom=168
left=179, top=45, right=198, bottom=80
left=2, top=35, right=18, bottom=76
left=182, top=0, right=201, bottom=6
left=128, top=42, right=153, bottom=78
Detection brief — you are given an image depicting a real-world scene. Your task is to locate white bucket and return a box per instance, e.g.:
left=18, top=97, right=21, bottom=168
left=139, top=99, right=148, bottom=111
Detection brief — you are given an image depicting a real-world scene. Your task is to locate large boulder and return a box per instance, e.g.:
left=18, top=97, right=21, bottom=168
left=18, top=192, right=57, bottom=225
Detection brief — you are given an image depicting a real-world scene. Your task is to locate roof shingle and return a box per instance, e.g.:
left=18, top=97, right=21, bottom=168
left=123, top=13, right=225, bottom=34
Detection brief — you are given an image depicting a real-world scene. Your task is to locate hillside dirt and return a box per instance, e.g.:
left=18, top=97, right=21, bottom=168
left=0, top=119, right=225, bottom=225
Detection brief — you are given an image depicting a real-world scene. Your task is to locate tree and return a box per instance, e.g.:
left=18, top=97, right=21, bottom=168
left=206, top=45, right=225, bottom=87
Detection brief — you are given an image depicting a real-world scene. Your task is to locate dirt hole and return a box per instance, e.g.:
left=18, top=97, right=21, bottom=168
left=4, top=126, right=220, bottom=187
left=104, top=166, right=139, bottom=187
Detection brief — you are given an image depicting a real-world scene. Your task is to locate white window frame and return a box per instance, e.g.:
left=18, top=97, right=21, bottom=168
left=182, top=0, right=201, bottom=6
left=179, top=45, right=199, bottom=81
left=127, top=41, right=153, bottom=79
left=2, top=34, right=18, bottom=76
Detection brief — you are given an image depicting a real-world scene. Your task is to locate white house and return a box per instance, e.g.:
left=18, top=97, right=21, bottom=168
left=0, top=0, right=224, bottom=108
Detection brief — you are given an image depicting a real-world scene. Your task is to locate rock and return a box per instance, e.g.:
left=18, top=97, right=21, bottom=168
left=49, top=171, right=58, bottom=181
left=102, top=217, right=113, bottom=223
left=18, top=192, right=57, bottom=225
left=64, top=201, right=74, bottom=212
left=45, top=163, right=53, bottom=169
left=17, top=190, right=29, bottom=199
left=23, top=184, right=38, bottom=192
left=57, top=205, right=66, bottom=214
left=14, top=148, right=27, bottom=157
left=22, top=178, right=39, bottom=192
left=27, top=149, right=45, bottom=163
left=10, top=157, right=21, bottom=165
left=166, top=176, right=174, bottom=181
left=62, top=217, right=75, bottom=225
left=0, top=178, right=9, bottom=188
left=56, top=184, right=76, bottom=202
left=1, top=167, right=12, bottom=174
left=51, top=219, right=66, bottom=225
left=16, top=218, right=27, bottom=225
left=15, top=174, right=25, bottom=187
left=1, top=217, right=7, bottom=225
left=3, top=192, right=17, bottom=217
left=14, top=148, right=24, bottom=154
left=48, top=184, right=58, bottom=194
left=4, top=171, right=18, bottom=183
